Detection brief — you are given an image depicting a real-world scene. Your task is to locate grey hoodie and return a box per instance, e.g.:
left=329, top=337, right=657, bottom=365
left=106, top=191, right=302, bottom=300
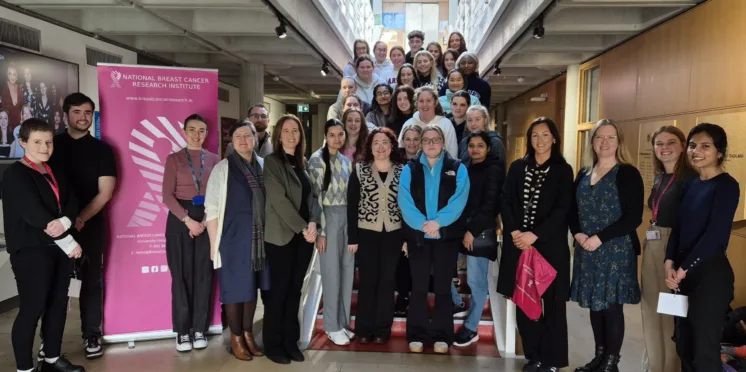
left=353, top=73, right=387, bottom=105
left=397, top=111, right=458, bottom=158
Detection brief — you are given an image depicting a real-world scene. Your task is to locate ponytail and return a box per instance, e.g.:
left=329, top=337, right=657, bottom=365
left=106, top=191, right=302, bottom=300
left=322, top=142, right=332, bottom=192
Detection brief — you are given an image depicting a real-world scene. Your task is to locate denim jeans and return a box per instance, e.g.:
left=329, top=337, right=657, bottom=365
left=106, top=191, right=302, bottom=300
left=451, top=254, right=490, bottom=332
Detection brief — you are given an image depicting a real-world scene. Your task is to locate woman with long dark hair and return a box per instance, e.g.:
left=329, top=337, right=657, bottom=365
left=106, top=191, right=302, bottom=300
left=395, top=64, right=416, bottom=90
left=205, top=120, right=269, bottom=361
left=348, top=127, right=405, bottom=344
left=448, top=32, right=467, bottom=54
left=442, top=49, right=460, bottom=74
left=344, top=39, right=370, bottom=77
left=162, top=114, right=220, bottom=352
left=497, top=117, right=573, bottom=371
left=387, top=86, right=415, bottom=136
left=308, top=119, right=354, bottom=346
left=438, top=70, right=480, bottom=115
left=640, top=126, right=693, bottom=372
left=666, top=123, right=739, bottom=372
left=366, top=84, right=393, bottom=128
left=341, top=108, right=369, bottom=162
left=262, top=114, right=318, bottom=365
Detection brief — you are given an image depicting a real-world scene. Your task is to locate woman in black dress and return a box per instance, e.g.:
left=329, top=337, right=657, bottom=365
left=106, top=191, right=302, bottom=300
left=497, top=117, right=573, bottom=372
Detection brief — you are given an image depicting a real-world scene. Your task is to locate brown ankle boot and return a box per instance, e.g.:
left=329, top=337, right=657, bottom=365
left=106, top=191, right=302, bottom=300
left=243, top=331, right=264, bottom=356
left=230, top=334, right=253, bottom=361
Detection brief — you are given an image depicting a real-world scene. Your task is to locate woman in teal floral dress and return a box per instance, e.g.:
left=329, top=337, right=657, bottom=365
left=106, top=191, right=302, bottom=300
left=569, top=119, right=644, bottom=372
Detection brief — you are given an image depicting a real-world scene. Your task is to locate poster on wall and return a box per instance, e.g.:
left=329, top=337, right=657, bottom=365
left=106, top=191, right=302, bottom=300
left=0, top=45, right=79, bottom=158
left=220, top=117, right=237, bottom=158
left=637, top=120, right=677, bottom=203
left=97, top=64, right=221, bottom=341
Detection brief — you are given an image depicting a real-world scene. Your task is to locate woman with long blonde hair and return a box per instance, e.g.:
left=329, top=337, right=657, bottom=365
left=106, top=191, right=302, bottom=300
left=569, top=119, right=644, bottom=372
left=412, top=51, right=444, bottom=91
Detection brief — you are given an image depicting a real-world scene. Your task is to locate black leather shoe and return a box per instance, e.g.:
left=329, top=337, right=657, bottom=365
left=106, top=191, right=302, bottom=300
left=266, top=352, right=291, bottom=365
left=40, top=357, right=85, bottom=372
left=287, top=348, right=305, bottom=362
left=522, top=360, right=541, bottom=372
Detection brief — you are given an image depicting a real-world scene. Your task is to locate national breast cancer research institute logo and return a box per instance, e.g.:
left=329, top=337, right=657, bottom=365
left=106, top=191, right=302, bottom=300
left=111, top=70, right=122, bottom=88
left=126, top=116, right=187, bottom=227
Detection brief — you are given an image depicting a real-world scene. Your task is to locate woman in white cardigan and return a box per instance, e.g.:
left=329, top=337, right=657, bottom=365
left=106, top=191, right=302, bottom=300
left=205, top=120, right=269, bottom=361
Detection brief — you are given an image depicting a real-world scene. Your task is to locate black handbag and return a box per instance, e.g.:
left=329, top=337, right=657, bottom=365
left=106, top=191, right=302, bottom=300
left=469, top=228, right=498, bottom=260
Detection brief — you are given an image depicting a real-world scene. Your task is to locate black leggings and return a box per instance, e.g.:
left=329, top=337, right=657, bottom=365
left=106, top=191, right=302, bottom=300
left=590, top=303, right=625, bottom=355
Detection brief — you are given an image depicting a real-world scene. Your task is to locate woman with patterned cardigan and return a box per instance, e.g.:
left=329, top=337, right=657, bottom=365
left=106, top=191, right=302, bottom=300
left=347, top=127, right=406, bottom=345
left=307, top=119, right=355, bottom=346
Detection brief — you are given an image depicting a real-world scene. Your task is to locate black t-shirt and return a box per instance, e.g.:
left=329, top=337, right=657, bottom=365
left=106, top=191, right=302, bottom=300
left=49, top=132, right=117, bottom=222
left=647, top=167, right=697, bottom=228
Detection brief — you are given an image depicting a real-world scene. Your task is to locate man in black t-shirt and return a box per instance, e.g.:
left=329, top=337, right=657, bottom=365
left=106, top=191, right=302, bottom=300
left=48, top=93, right=117, bottom=361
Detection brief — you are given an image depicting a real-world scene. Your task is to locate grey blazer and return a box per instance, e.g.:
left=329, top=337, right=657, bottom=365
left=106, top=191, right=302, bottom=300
left=264, top=152, right=318, bottom=246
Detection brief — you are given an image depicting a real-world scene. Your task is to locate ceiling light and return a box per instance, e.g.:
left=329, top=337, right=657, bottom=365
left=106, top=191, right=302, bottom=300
left=517, top=76, right=525, bottom=83
left=533, top=18, right=544, bottom=39
left=272, top=75, right=280, bottom=82
left=275, top=19, right=287, bottom=39
left=320, top=61, right=330, bottom=77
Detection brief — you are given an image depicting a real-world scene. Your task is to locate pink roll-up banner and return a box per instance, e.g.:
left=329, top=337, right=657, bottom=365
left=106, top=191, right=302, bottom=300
left=97, top=64, right=222, bottom=342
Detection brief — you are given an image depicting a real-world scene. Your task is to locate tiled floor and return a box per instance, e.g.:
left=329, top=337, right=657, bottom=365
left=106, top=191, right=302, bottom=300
left=0, top=301, right=644, bottom=372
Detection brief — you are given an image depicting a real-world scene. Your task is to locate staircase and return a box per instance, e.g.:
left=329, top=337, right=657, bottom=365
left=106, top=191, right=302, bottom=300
left=304, top=260, right=501, bottom=357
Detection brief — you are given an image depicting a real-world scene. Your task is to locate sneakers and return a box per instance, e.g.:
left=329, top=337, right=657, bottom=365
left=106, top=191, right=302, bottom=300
left=40, top=356, right=85, bottom=372
left=83, top=337, right=103, bottom=360
left=192, top=332, right=208, bottom=349
left=408, top=341, right=423, bottom=353
left=453, top=327, right=479, bottom=347
left=37, top=340, right=45, bottom=362
left=176, top=334, right=192, bottom=352
left=342, top=328, right=355, bottom=340
left=326, top=330, right=351, bottom=346
left=537, top=367, right=559, bottom=372
left=453, top=302, right=468, bottom=317
left=433, top=341, right=449, bottom=354
left=523, top=360, right=542, bottom=372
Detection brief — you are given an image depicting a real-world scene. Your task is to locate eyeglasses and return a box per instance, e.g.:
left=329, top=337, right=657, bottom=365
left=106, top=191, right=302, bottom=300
left=249, top=114, right=268, bottom=120
left=593, top=135, right=618, bottom=142
left=376, top=91, right=391, bottom=97
left=233, top=134, right=254, bottom=141
left=372, top=140, right=391, bottom=148
left=421, top=138, right=443, bottom=145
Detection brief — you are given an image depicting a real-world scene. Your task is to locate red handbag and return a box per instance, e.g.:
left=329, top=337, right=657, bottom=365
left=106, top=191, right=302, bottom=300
left=512, top=247, right=558, bottom=320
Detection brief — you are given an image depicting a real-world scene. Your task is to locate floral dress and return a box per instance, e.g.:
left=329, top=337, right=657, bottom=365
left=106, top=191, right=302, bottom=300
left=570, top=165, right=641, bottom=311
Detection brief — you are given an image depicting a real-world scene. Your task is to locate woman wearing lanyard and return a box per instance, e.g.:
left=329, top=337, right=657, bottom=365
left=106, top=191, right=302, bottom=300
left=640, top=126, right=694, bottom=372
left=2, top=118, right=84, bottom=372
left=162, top=114, right=220, bottom=352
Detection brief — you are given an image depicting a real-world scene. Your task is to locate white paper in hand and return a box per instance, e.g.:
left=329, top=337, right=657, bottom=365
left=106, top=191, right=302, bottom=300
left=657, top=292, right=688, bottom=317
left=68, top=278, right=82, bottom=298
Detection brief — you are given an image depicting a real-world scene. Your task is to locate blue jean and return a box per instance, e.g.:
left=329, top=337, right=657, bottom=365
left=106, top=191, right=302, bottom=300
left=451, top=254, right=490, bottom=332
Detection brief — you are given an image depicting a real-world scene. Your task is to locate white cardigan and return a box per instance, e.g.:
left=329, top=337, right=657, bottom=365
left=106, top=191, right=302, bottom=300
left=204, top=156, right=264, bottom=269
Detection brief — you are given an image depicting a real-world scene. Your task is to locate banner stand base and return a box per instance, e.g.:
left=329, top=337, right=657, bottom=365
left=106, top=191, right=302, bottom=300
left=103, top=325, right=223, bottom=348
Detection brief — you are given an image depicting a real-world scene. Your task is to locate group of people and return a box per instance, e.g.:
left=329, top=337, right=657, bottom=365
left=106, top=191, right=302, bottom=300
left=3, top=92, right=116, bottom=372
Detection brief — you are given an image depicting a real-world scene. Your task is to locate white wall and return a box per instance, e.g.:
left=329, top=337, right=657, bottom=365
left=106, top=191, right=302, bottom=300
left=0, top=7, right=137, bottom=304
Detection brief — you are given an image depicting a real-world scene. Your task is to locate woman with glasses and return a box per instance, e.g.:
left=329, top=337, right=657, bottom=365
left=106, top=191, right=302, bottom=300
left=366, top=84, right=393, bottom=128
left=348, top=127, right=405, bottom=345
left=399, top=125, right=469, bottom=354
left=570, top=119, right=643, bottom=372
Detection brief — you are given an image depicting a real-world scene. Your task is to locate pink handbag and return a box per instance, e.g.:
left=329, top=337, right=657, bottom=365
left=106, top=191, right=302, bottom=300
left=512, top=247, right=558, bottom=320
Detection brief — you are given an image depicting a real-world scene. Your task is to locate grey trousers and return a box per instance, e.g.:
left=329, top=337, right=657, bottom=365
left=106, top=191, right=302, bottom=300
left=319, top=206, right=355, bottom=333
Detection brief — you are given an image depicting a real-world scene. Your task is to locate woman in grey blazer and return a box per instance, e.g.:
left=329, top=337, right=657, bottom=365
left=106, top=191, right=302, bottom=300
left=262, top=114, right=318, bottom=365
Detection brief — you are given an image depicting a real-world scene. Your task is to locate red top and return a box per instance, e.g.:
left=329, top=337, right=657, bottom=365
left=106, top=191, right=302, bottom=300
left=162, top=148, right=220, bottom=220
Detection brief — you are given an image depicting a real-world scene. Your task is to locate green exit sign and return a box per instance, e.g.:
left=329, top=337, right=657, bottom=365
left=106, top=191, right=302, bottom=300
left=297, top=104, right=309, bottom=113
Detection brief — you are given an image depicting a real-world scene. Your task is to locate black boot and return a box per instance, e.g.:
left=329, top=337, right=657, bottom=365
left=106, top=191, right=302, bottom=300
left=574, top=345, right=605, bottom=372
left=596, top=354, right=620, bottom=372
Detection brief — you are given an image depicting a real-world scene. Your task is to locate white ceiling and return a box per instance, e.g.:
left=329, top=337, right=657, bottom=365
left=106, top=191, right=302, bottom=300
left=5, top=0, right=344, bottom=103
left=485, top=0, right=701, bottom=104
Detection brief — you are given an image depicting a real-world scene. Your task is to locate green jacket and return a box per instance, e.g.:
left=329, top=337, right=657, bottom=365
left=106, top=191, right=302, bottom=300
left=264, top=152, right=319, bottom=246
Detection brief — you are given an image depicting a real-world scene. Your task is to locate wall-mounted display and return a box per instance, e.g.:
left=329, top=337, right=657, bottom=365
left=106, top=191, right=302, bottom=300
left=0, top=45, right=79, bottom=158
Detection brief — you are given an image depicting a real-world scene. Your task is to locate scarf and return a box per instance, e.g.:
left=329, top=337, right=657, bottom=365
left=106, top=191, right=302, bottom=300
left=230, top=152, right=266, bottom=271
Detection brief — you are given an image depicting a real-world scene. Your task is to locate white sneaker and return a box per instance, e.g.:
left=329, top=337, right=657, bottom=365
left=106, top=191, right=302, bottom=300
left=409, top=341, right=423, bottom=353
left=342, top=328, right=355, bottom=340
left=192, top=332, right=208, bottom=349
left=434, top=341, right=449, bottom=354
left=326, top=330, right=351, bottom=346
left=176, top=334, right=192, bottom=352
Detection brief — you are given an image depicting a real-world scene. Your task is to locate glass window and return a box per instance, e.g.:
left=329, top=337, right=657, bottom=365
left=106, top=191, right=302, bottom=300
left=577, top=129, right=592, bottom=168
left=583, top=66, right=600, bottom=123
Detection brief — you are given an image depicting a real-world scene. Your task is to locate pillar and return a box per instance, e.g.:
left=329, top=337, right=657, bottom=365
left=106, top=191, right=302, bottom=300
left=239, top=62, right=264, bottom=120
left=563, top=64, right=580, bottom=172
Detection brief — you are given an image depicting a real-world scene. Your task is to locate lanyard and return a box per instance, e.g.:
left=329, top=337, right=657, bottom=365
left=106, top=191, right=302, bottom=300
left=184, top=148, right=205, bottom=196
left=651, top=174, right=676, bottom=225
left=24, top=156, right=61, bottom=211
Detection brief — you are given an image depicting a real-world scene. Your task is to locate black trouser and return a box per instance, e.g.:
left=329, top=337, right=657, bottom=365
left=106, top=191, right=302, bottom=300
left=589, top=303, right=625, bottom=355
left=165, top=200, right=213, bottom=335
left=407, top=239, right=459, bottom=345
left=74, top=216, right=106, bottom=339
left=516, top=281, right=569, bottom=368
left=396, top=250, right=411, bottom=302
left=356, top=229, right=403, bottom=338
left=11, top=245, right=71, bottom=370
left=675, top=254, right=733, bottom=372
left=264, top=234, right=313, bottom=356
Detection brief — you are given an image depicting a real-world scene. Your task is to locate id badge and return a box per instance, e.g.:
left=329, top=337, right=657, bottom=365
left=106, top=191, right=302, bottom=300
left=192, top=195, right=205, bottom=205
left=68, top=278, right=82, bottom=298
left=646, top=229, right=661, bottom=241
left=657, top=292, right=688, bottom=317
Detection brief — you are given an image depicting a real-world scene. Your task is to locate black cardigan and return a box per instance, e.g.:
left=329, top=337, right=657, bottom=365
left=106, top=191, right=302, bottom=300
left=1, top=161, right=78, bottom=254
left=569, top=163, right=644, bottom=255
left=496, top=156, right=574, bottom=300
left=459, top=153, right=503, bottom=260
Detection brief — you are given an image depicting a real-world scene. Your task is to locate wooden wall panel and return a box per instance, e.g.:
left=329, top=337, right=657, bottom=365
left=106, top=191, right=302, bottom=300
left=597, top=37, right=641, bottom=122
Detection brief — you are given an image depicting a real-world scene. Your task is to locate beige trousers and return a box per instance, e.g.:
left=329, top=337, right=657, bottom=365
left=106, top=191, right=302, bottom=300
left=640, top=226, right=680, bottom=372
